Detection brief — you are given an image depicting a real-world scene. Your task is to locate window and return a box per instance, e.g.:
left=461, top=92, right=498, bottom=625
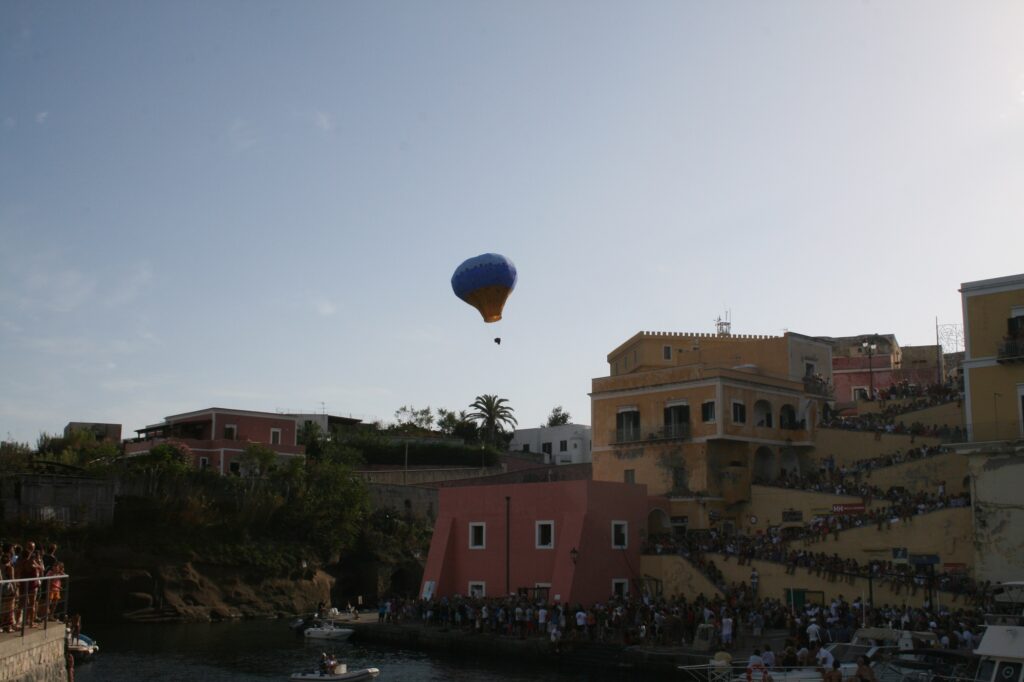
left=611, top=521, right=628, bottom=549
left=664, top=404, right=689, bottom=438
left=701, top=401, right=716, bottom=423
left=732, top=402, right=746, bottom=424
left=229, top=461, right=240, bottom=475
left=805, top=362, right=816, bottom=377
left=468, top=582, right=485, bottom=598
left=224, top=424, right=237, bottom=440
left=612, top=579, right=629, bottom=597
left=541, top=442, right=552, bottom=455
left=199, top=457, right=209, bottom=470
left=672, top=467, right=687, bottom=490
left=469, top=522, right=486, bottom=549
left=536, top=521, right=554, bottom=549
left=616, top=409, right=640, bottom=442
left=520, top=444, right=530, bottom=453
left=559, top=440, right=567, bottom=452
left=270, top=428, right=281, bottom=445
left=624, top=469, right=636, bottom=484
left=663, top=345, right=672, bottom=360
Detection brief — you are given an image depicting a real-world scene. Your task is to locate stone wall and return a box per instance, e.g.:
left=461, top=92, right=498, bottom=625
left=354, top=466, right=503, bottom=485
left=0, top=627, right=67, bottom=682
left=367, top=483, right=438, bottom=520
left=814, top=429, right=942, bottom=466
left=641, top=554, right=723, bottom=600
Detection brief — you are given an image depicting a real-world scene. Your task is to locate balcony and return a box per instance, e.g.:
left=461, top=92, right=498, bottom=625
left=802, top=376, right=833, bottom=398
left=997, top=338, right=1024, bottom=363
left=611, top=423, right=690, bottom=445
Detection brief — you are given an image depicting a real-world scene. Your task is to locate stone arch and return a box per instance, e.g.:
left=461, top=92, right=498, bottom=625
left=753, top=446, right=775, bottom=482
left=780, top=404, right=797, bottom=429
left=754, top=400, right=773, bottom=428
left=647, top=508, right=671, bottom=540
left=779, top=447, right=800, bottom=478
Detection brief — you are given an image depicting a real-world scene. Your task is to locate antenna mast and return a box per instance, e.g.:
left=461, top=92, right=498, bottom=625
left=715, top=310, right=732, bottom=337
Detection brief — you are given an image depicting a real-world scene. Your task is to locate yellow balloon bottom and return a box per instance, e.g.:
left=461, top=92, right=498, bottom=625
left=461, top=285, right=513, bottom=323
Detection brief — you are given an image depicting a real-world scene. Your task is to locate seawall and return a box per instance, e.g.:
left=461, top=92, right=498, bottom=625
left=0, top=627, right=67, bottom=682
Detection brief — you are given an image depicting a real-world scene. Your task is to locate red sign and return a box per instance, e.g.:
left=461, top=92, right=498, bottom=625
left=831, top=503, right=866, bottom=514
left=943, top=563, right=967, bottom=573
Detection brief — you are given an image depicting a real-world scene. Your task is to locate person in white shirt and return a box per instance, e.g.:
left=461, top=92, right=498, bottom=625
left=815, top=644, right=835, bottom=669
left=761, top=645, right=776, bottom=669
left=807, top=619, right=823, bottom=644
left=721, top=613, right=734, bottom=647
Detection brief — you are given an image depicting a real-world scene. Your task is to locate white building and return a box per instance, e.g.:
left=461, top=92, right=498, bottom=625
left=509, top=424, right=592, bottom=465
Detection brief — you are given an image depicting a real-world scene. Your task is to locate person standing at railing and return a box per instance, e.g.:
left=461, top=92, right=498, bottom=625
left=46, top=561, right=64, bottom=621
left=1, top=553, right=17, bottom=632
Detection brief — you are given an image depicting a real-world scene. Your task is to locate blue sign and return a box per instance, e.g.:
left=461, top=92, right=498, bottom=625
left=909, top=553, right=940, bottom=566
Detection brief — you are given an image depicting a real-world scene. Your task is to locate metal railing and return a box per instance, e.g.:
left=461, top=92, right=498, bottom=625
left=0, top=573, right=69, bottom=637
left=803, top=377, right=834, bottom=397
left=997, top=338, right=1024, bottom=362
left=611, top=423, right=690, bottom=444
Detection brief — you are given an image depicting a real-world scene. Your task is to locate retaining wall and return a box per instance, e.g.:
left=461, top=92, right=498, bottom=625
left=0, top=627, right=67, bottom=682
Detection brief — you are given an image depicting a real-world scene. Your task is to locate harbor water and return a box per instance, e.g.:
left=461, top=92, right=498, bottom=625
left=72, top=619, right=628, bottom=681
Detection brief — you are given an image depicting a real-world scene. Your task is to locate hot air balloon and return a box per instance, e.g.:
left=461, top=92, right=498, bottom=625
left=451, top=253, right=517, bottom=323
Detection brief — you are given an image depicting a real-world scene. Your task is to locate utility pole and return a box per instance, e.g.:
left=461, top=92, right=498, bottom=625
left=505, top=496, right=511, bottom=595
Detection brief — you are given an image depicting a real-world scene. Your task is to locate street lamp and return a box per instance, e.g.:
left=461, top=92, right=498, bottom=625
left=862, top=339, right=878, bottom=400
left=994, top=393, right=1002, bottom=440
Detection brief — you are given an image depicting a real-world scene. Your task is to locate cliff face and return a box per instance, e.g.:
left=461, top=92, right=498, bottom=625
left=66, top=549, right=333, bottom=623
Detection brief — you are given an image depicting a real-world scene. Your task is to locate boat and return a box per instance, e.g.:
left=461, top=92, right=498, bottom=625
left=288, top=659, right=380, bottom=680
left=66, top=631, right=100, bottom=661
left=973, top=581, right=1024, bottom=682
left=303, top=623, right=354, bottom=641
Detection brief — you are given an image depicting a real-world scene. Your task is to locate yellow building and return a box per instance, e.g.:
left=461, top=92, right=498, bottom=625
left=590, top=330, right=832, bottom=532
left=961, top=273, right=1024, bottom=442
left=956, top=273, right=1024, bottom=583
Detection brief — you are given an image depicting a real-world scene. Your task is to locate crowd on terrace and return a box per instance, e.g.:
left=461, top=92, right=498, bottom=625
left=642, top=476, right=975, bottom=601
left=387, top=583, right=991, bottom=658
left=0, top=541, right=65, bottom=633
left=820, top=380, right=963, bottom=441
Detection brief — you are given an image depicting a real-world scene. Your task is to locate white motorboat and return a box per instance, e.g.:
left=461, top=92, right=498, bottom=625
left=67, top=631, right=100, bottom=661
left=288, top=661, right=380, bottom=680
left=303, top=624, right=354, bottom=641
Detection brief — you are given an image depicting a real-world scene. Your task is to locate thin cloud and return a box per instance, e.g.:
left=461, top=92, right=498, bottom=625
left=227, top=118, right=257, bottom=152
left=35, top=111, right=48, bottom=124
left=24, top=266, right=97, bottom=313
left=313, top=297, right=337, bottom=317
left=3, top=117, right=14, bottom=129
left=105, top=261, right=153, bottom=307
left=313, top=110, right=334, bottom=133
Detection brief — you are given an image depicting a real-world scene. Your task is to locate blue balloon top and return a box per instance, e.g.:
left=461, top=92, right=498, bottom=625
left=451, top=253, right=517, bottom=298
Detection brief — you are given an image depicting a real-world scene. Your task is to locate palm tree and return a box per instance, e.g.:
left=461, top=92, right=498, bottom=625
left=468, top=394, right=517, bottom=447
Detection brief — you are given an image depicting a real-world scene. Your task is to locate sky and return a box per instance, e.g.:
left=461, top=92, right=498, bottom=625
left=2, top=1, right=1024, bottom=445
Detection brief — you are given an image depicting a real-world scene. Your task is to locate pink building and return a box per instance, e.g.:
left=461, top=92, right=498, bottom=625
left=825, top=334, right=942, bottom=403
left=124, top=407, right=305, bottom=474
left=420, top=479, right=649, bottom=606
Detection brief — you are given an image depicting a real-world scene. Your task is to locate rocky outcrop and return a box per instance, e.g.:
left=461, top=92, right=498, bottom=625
left=67, top=550, right=333, bottom=623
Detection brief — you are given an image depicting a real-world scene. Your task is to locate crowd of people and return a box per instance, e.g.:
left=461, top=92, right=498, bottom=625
left=0, top=541, right=65, bottom=633
left=798, top=443, right=953, bottom=483
left=380, top=585, right=992, bottom=661
left=820, top=380, right=963, bottom=442
left=643, top=486, right=978, bottom=602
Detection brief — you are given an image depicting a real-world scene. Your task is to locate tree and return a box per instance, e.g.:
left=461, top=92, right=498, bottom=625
left=297, top=421, right=325, bottom=460
left=546, top=406, right=571, bottom=427
left=393, top=405, right=434, bottom=431
left=435, top=408, right=459, bottom=436
left=468, top=395, right=517, bottom=447
left=437, top=408, right=479, bottom=443
left=240, top=442, right=277, bottom=477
